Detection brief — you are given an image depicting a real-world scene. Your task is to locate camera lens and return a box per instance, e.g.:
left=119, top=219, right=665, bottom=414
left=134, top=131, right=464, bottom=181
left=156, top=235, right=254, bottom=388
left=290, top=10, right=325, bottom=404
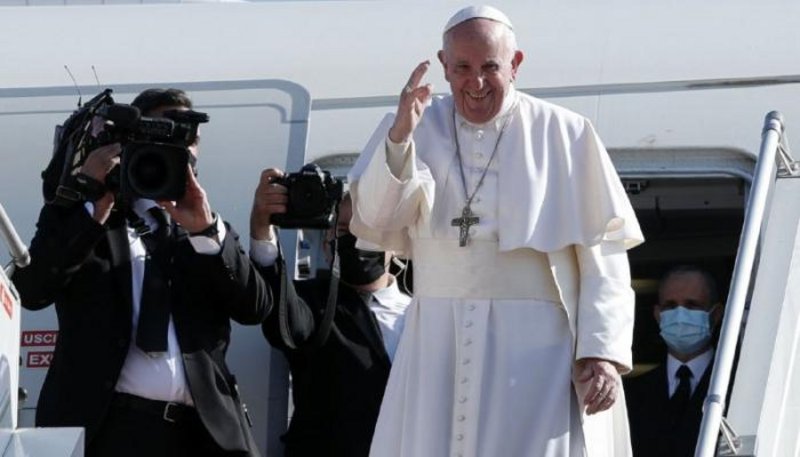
left=128, top=146, right=170, bottom=194
left=121, top=142, right=189, bottom=200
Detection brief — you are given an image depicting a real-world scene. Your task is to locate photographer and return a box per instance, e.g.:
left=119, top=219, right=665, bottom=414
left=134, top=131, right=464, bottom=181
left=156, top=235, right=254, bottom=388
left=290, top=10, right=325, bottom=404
left=249, top=168, right=411, bottom=457
left=12, top=88, right=270, bottom=457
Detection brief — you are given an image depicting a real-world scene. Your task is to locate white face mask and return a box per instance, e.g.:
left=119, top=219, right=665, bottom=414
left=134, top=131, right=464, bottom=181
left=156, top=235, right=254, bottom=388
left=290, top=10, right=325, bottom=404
left=659, top=306, right=715, bottom=355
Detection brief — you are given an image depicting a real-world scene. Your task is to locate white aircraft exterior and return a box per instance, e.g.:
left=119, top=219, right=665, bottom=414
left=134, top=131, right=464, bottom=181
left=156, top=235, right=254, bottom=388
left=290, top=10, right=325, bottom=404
left=2, top=1, right=800, bottom=456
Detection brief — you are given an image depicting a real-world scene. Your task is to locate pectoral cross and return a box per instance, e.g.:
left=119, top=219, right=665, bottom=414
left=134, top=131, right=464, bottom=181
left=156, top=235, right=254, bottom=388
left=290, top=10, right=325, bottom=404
left=451, top=205, right=480, bottom=247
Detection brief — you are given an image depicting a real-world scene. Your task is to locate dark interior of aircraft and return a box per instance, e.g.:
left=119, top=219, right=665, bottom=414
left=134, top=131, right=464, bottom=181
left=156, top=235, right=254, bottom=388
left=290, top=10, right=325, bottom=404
left=627, top=176, right=744, bottom=372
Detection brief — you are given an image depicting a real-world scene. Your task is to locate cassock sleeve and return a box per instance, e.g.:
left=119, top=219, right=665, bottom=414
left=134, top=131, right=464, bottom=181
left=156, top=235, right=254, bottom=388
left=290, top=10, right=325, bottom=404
left=574, top=239, right=635, bottom=373
left=348, top=114, right=435, bottom=256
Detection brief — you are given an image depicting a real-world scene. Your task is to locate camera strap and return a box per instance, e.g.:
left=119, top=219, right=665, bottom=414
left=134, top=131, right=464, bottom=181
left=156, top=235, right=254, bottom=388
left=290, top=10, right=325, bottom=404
left=277, top=236, right=339, bottom=351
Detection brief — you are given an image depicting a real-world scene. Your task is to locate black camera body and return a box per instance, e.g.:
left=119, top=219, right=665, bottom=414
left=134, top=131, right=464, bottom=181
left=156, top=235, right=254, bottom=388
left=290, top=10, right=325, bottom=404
left=97, top=105, right=209, bottom=201
left=270, top=164, right=344, bottom=229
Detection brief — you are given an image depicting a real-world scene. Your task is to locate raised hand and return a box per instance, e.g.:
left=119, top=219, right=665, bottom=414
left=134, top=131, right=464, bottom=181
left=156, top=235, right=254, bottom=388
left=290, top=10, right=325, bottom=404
left=388, top=61, right=434, bottom=144
left=250, top=168, right=288, bottom=241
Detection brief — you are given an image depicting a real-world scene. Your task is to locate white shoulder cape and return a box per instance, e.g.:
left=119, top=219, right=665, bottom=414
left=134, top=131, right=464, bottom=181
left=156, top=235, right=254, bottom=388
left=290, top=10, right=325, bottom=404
left=348, top=93, right=644, bottom=254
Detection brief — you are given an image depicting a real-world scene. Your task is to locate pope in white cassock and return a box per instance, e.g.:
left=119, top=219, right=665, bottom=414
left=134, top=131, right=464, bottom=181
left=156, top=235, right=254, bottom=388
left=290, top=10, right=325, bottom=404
left=348, top=5, right=644, bottom=457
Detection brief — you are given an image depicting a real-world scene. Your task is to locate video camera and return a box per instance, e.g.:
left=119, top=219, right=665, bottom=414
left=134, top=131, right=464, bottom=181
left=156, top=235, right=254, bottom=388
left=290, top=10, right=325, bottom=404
left=43, top=89, right=209, bottom=206
left=96, top=103, right=208, bottom=201
left=270, top=164, right=344, bottom=229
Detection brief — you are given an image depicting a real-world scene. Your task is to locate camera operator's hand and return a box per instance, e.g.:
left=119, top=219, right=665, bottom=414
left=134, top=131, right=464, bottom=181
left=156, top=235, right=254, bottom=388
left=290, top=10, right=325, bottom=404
left=250, top=168, right=288, bottom=241
left=160, top=164, right=215, bottom=234
left=79, top=143, right=121, bottom=183
left=91, top=192, right=116, bottom=225
left=79, top=143, right=121, bottom=223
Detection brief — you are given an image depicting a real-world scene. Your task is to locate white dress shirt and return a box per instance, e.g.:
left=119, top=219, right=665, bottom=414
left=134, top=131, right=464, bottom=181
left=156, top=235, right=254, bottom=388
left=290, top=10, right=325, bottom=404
left=86, top=199, right=226, bottom=405
left=666, top=348, right=714, bottom=397
left=368, top=276, right=410, bottom=361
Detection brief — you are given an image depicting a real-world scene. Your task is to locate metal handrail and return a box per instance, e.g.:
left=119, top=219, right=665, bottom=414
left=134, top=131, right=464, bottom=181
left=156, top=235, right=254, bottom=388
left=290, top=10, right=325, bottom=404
left=0, top=202, right=29, bottom=276
left=694, top=111, right=787, bottom=457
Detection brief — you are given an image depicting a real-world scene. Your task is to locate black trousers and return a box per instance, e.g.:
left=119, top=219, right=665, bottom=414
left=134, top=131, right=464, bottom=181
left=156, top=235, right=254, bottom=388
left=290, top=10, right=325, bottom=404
left=87, top=393, right=248, bottom=457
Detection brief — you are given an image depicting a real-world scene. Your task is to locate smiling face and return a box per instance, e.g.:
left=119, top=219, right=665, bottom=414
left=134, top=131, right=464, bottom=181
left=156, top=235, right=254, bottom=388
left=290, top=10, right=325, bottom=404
left=438, top=18, right=523, bottom=124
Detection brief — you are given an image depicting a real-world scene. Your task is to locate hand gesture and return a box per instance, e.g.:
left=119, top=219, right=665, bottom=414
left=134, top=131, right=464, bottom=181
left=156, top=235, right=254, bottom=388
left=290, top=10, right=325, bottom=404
left=388, top=61, right=434, bottom=144
left=159, top=165, right=214, bottom=234
left=250, top=168, right=288, bottom=240
left=576, top=358, right=621, bottom=415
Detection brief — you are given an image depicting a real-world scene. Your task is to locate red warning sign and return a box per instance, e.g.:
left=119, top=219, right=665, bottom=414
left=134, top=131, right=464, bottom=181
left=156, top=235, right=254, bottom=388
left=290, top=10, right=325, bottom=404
left=0, top=281, right=12, bottom=319
left=27, top=351, right=54, bottom=368
left=21, top=330, right=59, bottom=347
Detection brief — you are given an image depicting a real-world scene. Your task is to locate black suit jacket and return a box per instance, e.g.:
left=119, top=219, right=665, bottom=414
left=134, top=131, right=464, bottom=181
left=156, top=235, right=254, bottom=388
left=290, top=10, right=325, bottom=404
left=260, top=261, right=392, bottom=457
left=624, top=361, right=712, bottom=457
left=12, top=203, right=271, bottom=455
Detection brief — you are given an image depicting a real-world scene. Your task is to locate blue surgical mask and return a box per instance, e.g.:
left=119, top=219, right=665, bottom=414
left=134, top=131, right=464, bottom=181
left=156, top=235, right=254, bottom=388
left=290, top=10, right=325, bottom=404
left=659, top=306, right=713, bottom=355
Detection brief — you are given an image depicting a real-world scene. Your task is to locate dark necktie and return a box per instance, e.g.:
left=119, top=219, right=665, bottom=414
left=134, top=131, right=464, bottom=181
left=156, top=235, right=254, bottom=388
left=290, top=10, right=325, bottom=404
left=136, top=207, right=173, bottom=354
left=670, top=364, right=693, bottom=423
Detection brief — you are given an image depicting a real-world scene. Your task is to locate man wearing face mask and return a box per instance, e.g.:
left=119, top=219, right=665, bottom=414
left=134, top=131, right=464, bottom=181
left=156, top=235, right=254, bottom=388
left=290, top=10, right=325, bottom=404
left=249, top=168, right=411, bottom=457
left=624, top=265, right=723, bottom=457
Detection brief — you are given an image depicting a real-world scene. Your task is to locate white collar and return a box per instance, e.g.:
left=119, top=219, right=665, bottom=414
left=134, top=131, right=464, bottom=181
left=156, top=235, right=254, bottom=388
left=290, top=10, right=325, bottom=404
left=667, top=348, right=714, bottom=380
left=132, top=198, right=160, bottom=218
left=371, top=276, right=406, bottom=308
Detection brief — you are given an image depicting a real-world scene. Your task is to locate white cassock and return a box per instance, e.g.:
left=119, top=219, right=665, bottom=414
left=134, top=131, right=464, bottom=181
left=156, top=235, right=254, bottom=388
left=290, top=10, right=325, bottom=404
left=349, top=88, right=644, bottom=457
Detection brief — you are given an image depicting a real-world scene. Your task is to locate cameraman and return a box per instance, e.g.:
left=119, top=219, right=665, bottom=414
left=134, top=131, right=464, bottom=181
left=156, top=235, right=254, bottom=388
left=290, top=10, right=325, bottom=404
left=12, top=88, right=270, bottom=457
left=249, top=168, right=411, bottom=457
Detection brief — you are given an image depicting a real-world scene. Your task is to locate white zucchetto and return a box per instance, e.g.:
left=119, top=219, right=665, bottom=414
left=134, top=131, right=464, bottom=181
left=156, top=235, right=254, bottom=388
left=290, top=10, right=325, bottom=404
left=443, top=5, right=514, bottom=33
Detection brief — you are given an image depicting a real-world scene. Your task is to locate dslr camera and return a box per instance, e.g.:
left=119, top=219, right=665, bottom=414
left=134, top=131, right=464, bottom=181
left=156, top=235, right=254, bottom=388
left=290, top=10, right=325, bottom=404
left=270, top=164, right=344, bottom=229
left=95, top=103, right=209, bottom=201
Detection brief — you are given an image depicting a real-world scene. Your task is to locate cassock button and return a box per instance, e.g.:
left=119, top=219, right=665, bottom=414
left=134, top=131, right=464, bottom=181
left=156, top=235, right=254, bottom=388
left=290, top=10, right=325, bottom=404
left=458, top=396, right=468, bottom=403
left=456, top=434, right=464, bottom=441
left=458, top=415, right=466, bottom=422
left=464, top=320, right=473, bottom=328
left=462, top=358, right=471, bottom=365
left=464, top=338, right=472, bottom=346
left=461, top=377, right=469, bottom=384
left=468, top=304, right=476, bottom=311
left=476, top=130, right=484, bottom=140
